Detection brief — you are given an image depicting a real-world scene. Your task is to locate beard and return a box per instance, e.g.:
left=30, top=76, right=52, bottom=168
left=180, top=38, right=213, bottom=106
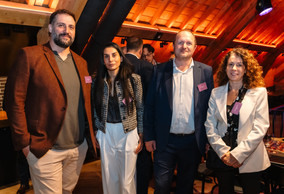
left=52, top=33, right=74, bottom=48
left=175, top=49, right=193, bottom=60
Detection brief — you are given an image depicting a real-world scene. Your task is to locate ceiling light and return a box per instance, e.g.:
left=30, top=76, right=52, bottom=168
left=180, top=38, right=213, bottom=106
left=256, top=0, right=273, bottom=16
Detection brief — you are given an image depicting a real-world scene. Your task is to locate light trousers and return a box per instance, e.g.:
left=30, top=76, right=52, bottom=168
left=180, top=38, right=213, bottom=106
left=26, top=139, right=88, bottom=194
left=96, top=123, right=139, bottom=194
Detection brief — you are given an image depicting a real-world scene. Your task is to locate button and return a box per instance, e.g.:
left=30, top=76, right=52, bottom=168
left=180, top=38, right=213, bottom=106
left=123, top=117, right=126, bottom=120
left=125, top=128, right=129, bottom=132
left=61, top=107, right=66, bottom=111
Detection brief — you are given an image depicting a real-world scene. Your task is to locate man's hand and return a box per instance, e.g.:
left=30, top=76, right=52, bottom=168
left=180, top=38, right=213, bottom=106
left=145, top=140, right=156, bottom=152
left=22, top=145, right=30, bottom=158
left=221, top=151, right=242, bottom=168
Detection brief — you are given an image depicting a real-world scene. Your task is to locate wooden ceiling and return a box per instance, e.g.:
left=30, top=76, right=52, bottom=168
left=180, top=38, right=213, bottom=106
left=117, top=0, right=284, bottom=95
left=118, top=0, right=284, bottom=65
left=0, top=0, right=283, bottom=95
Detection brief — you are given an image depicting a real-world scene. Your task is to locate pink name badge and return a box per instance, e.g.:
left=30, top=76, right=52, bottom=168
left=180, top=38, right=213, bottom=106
left=231, top=102, right=242, bottom=115
left=197, top=82, right=208, bottom=92
left=84, top=76, right=92, bottom=83
left=122, top=98, right=132, bottom=105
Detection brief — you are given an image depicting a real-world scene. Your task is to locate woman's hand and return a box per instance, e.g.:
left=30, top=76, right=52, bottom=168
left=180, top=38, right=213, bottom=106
left=134, top=133, right=143, bottom=154
left=94, top=131, right=100, bottom=149
left=221, top=151, right=242, bottom=168
left=95, top=137, right=100, bottom=149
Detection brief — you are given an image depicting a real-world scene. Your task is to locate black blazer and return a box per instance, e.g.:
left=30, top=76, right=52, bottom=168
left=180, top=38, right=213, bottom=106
left=125, top=53, right=153, bottom=98
left=144, top=60, right=214, bottom=155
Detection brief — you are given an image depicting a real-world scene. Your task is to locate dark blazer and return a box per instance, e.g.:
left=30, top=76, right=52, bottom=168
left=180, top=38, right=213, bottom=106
left=125, top=53, right=153, bottom=98
left=5, top=43, right=96, bottom=158
left=144, top=60, right=213, bottom=155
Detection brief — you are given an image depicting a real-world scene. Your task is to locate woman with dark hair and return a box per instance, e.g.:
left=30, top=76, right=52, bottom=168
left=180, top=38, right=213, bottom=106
left=92, top=42, right=143, bottom=194
left=205, top=47, right=270, bottom=194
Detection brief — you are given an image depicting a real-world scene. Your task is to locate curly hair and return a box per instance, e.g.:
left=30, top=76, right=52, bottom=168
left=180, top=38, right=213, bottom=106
left=216, top=47, right=265, bottom=89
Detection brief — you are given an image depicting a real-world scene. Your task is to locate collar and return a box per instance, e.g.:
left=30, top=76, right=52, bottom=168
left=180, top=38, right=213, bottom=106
left=127, top=52, right=139, bottom=59
left=173, top=58, right=194, bottom=73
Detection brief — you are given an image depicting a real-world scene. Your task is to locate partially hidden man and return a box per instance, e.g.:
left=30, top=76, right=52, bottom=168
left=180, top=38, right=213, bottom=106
left=4, top=9, right=97, bottom=194
left=144, top=30, right=214, bottom=194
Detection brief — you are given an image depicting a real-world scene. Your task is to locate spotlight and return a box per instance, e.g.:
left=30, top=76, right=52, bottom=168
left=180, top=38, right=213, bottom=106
left=154, top=32, right=163, bottom=40
left=256, top=0, right=273, bottom=16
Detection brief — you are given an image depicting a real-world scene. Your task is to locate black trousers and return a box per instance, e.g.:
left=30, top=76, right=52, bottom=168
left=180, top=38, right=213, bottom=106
left=136, top=145, right=153, bottom=194
left=215, top=168, right=262, bottom=194
left=153, top=133, right=201, bottom=194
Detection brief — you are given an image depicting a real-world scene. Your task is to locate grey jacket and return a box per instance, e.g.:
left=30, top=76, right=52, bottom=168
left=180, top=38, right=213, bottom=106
left=92, top=74, right=143, bottom=134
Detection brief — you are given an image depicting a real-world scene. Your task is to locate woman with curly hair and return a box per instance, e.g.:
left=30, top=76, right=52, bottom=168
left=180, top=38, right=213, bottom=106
left=92, top=42, right=143, bottom=194
left=205, top=47, right=270, bottom=194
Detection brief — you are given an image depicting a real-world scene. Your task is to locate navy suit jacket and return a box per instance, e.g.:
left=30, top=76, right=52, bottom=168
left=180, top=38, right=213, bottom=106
left=144, top=60, right=213, bottom=155
left=125, top=53, right=153, bottom=99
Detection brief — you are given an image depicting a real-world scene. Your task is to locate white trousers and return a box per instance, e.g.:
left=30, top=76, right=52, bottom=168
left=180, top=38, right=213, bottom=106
left=96, top=123, right=139, bottom=194
left=26, top=139, right=88, bottom=194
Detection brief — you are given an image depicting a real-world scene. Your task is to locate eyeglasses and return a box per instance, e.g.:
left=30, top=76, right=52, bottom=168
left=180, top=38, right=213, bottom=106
left=142, top=52, right=153, bottom=58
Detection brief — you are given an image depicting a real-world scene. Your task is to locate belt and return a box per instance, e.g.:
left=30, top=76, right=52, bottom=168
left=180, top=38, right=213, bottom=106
left=170, top=133, right=194, bottom=137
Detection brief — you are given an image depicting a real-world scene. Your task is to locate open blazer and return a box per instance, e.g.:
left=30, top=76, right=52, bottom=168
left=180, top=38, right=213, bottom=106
left=92, top=74, right=143, bottom=134
left=144, top=60, right=213, bottom=155
left=205, top=83, right=271, bottom=173
left=5, top=43, right=96, bottom=158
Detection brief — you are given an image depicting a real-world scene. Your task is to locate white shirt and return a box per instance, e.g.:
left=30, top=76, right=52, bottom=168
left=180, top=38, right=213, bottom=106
left=170, top=59, right=195, bottom=134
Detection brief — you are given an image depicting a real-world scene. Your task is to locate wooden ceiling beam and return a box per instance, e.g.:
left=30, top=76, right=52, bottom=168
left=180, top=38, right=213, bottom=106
left=270, top=32, right=284, bottom=45
left=204, top=1, right=229, bottom=35
left=211, top=1, right=244, bottom=36
left=49, top=0, right=59, bottom=9
left=255, top=16, right=284, bottom=44
left=191, top=0, right=218, bottom=32
left=262, top=39, right=284, bottom=76
left=55, top=0, right=88, bottom=20
left=149, top=0, right=171, bottom=25
left=25, top=0, right=36, bottom=5
left=119, top=22, right=276, bottom=52
left=0, top=1, right=52, bottom=27
left=237, top=17, right=262, bottom=41
left=34, top=0, right=44, bottom=6
left=196, top=0, right=258, bottom=71
left=179, top=0, right=206, bottom=30
left=131, top=0, right=152, bottom=23
left=166, top=0, right=189, bottom=28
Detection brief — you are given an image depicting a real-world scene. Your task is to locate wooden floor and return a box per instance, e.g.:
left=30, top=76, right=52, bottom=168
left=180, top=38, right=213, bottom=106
left=0, top=160, right=218, bottom=194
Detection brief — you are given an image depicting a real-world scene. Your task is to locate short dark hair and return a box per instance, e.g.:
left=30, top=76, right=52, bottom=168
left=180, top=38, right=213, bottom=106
left=126, top=37, right=143, bottom=52
left=143, top=44, right=155, bottom=53
left=49, top=9, right=76, bottom=24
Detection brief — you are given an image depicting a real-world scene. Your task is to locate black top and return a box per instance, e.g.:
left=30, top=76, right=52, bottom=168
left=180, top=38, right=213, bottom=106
left=224, top=86, right=247, bottom=150
left=107, top=91, right=122, bottom=123
left=225, top=104, right=239, bottom=149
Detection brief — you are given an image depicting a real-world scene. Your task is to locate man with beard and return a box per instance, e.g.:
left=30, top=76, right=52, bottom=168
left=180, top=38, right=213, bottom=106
left=144, top=30, right=214, bottom=194
left=4, top=9, right=97, bottom=194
